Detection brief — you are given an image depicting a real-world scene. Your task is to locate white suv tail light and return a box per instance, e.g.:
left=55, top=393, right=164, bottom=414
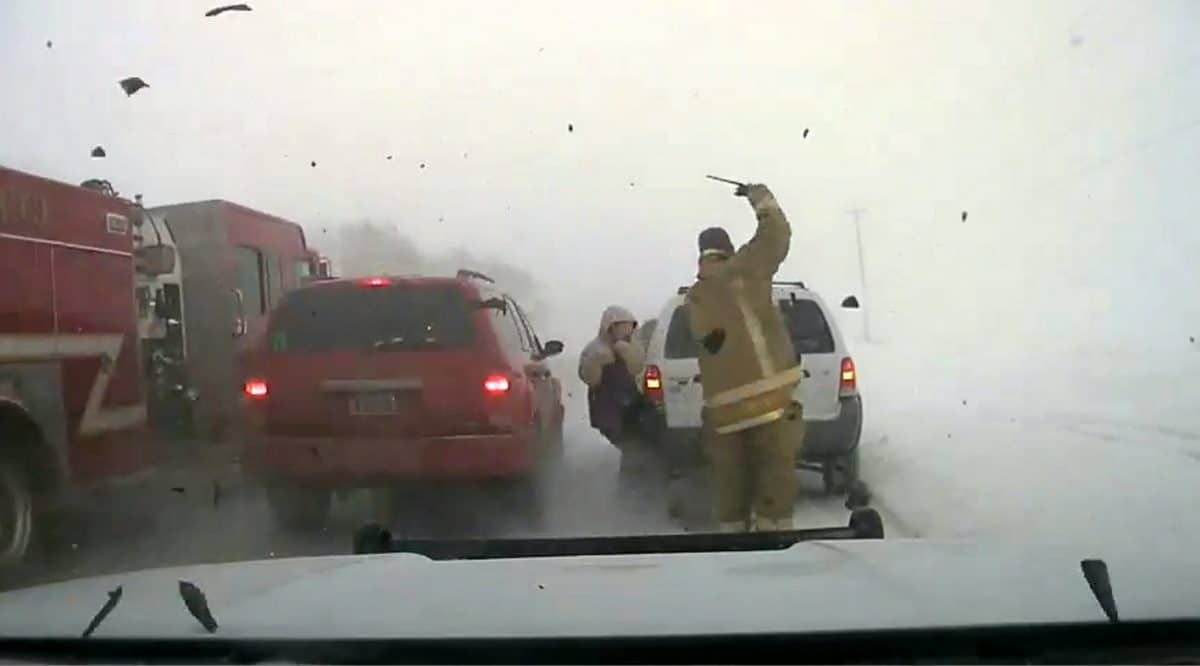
left=839, top=357, right=857, bottom=396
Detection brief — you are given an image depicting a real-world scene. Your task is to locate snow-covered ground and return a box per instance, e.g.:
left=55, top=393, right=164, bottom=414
left=552, top=334, right=1200, bottom=552
left=853, top=339, right=1200, bottom=550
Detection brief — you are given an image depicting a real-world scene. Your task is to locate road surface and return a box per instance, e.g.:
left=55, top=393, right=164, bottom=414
left=9, top=340, right=1196, bottom=592
left=1, top=424, right=886, bottom=592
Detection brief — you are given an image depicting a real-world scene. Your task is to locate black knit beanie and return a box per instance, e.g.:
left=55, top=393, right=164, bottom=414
left=698, top=227, right=734, bottom=257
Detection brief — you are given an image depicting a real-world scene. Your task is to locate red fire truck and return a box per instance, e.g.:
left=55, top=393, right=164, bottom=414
left=150, top=200, right=332, bottom=442
left=0, top=165, right=330, bottom=568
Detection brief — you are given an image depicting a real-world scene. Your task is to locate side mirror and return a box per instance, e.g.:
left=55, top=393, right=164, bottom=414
left=231, top=288, right=247, bottom=337
left=134, top=244, right=177, bottom=276
left=540, top=340, right=565, bottom=358
left=841, top=295, right=860, bottom=309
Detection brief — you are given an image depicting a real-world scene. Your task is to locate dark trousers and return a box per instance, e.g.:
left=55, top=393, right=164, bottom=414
left=605, top=433, right=668, bottom=515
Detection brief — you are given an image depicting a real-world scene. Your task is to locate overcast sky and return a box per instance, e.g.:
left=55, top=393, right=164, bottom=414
left=3, top=0, right=1197, bottom=362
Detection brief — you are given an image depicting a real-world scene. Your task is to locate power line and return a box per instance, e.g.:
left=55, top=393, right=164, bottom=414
left=847, top=208, right=871, bottom=343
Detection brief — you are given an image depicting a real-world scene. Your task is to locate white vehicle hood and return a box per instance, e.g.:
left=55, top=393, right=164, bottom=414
left=0, top=538, right=1195, bottom=639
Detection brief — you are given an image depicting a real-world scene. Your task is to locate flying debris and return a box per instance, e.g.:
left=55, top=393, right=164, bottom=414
left=803, top=128, right=810, bottom=138
left=567, top=123, right=574, bottom=133
left=205, top=3, right=252, bottom=17
left=961, top=211, right=968, bottom=222
left=310, top=160, right=317, bottom=168
left=90, top=146, right=106, bottom=158
left=178, top=581, right=218, bottom=633
left=118, top=77, right=149, bottom=96
left=419, top=162, right=426, bottom=169
left=46, top=40, right=53, bottom=48
left=386, top=155, right=393, bottom=160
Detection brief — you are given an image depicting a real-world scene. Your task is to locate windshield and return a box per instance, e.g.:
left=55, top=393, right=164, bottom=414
left=2, top=0, right=1199, bottom=643
left=269, top=283, right=475, bottom=351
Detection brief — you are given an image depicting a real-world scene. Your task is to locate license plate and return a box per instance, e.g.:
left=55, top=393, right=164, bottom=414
left=349, top=392, right=399, bottom=416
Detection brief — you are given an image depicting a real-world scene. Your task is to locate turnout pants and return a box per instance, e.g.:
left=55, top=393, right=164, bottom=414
left=704, top=405, right=803, bottom=531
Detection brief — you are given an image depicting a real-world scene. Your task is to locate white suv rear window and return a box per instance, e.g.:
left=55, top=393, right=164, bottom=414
left=664, top=305, right=700, bottom=359
left=779, top=298, right=835, bottom=354
left=663, top=298, right=835, bottom=360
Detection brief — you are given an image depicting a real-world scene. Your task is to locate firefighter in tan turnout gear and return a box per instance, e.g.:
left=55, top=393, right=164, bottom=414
left=687, top=183, right=803, bottom=532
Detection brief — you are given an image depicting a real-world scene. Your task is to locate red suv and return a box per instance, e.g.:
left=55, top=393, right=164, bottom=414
left=240, top=270, right=565, bottom=530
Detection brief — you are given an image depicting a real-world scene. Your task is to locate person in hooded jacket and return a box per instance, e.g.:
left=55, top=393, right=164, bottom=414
left=687, top=183, right=803, bottom=533
left=578, top=306, right=664, bottom=510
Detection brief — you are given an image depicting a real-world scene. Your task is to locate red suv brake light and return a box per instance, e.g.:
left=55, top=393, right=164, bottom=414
left=484, top=374, right=511, bottom=395
left=244, top=379, right=269, bottom=398
left=644, top=365, right=663, bottom=402
left=839, top=357, right=857, bottom=395
left=360, top=277, right=390, bottom=287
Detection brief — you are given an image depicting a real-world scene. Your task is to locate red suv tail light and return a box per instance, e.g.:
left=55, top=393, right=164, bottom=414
left=360, top=277, right=390, bottom=287
left=644, top=365, right=663, bottom=402
left=244, top=379, right=269, bottom=398
left=484, top=374, right=511, bottom=395
left=839, top=357, right=857, bottom=395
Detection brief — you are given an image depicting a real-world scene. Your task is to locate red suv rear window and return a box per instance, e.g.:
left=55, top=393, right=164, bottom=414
left=269, top=283, right=475, bottom=352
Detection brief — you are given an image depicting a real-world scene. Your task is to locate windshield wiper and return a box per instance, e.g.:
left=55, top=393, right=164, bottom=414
left=352, top=508, right=885, bottom=560
left=80, top=586, right=123, bottom=638
left=179, top=580, right=219, bottom=633
left=371, top=337, right=449, bottom=350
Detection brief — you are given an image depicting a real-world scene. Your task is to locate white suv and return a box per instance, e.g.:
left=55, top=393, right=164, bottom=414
left=642, top=281, right=863, bottom=494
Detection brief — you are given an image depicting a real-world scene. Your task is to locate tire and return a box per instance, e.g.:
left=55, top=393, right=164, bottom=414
left=541, top=416, right=565, bottom=475
left=820, top=396, right=864, bottom=495
left=265, top=483, right=332, bottom=531
left=352, top=522, right=392, bottom=555
left=496, top=475, right=544, bottom=530
left=849, top=507, right=885, bottom=539
left=821, top=446, right=860, bottom=495
left=0, top=458, right=34, bottom=570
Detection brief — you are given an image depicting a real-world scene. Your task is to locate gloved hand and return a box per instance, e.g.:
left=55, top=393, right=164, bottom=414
left=701, top=328, right=726, bottom=354
left=735, top=183, right=772, bottom=206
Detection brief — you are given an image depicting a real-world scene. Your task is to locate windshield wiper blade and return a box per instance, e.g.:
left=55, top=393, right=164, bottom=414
left=179, top=580, right=218, bottom=633
left=81, top=586, right=123, bottom=638
left=352, top=509, right=884, bottom=560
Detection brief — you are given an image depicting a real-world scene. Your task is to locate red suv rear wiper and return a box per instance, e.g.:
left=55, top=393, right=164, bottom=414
left=370, top=337, right=448, bottom=350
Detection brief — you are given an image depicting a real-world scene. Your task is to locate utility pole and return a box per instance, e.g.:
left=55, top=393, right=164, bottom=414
left=847, top=208, right=871, bottom=343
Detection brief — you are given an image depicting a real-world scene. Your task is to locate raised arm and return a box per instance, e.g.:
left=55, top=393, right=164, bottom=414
left=725, top=184, right=792, bottom=279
